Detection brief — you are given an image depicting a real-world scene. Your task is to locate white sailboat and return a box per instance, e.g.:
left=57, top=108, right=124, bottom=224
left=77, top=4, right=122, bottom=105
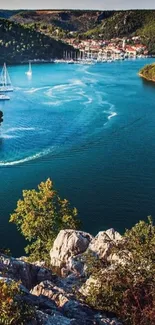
left=0, top=63, right=13, bottom=93
left=26, top=61, right=32, bottom=76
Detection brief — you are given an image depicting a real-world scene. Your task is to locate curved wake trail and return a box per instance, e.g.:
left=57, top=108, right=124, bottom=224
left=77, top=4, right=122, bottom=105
left=0, top=148, right=53, bottom=166
left=0, top=63, right=118, bottom=167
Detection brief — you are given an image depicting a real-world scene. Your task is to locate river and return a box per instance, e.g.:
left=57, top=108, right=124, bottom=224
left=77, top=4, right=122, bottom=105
left=0, top=59, right=155, bottom=255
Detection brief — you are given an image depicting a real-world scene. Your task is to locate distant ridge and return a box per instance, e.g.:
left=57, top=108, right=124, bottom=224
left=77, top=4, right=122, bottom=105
left=2, top=9, right=153, bottom=55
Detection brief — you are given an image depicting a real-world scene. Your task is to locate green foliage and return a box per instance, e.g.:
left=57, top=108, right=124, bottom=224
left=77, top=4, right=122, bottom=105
left=82, top=10, right=155, bottom=50
left=0, top=18, right=74, bottom=64
left=0, top=280, right=36, bottom=324
left=0, top=10, right=155, bottom=55
left=139, top=63, right=155, bottom=82
left=137, top=20, right=155, bottom=54
left=0, top=110, right=3, bottom=125
left=8, top=9, right=155, bottom=45
left=10, top=178, right=79, bottom=262
left=10, top=10, right=111, bottom=34
left=84, top=217, right=155, bottom=325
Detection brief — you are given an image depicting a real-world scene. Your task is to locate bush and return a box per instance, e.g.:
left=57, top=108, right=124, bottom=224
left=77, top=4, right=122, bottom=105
left=10, top=178, right=79, bottom=262
left=84, top=217, right=155, bottom=325
left=0, top=280, right=36, bottom=325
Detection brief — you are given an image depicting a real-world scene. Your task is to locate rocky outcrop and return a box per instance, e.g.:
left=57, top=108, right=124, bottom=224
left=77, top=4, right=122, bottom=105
left=50, top=228, right=124, bottom=276
left=50, top=230, right=93, bottom=274
left=31, top=280, right=122, bottom=325
left=0, top=228, right=123, bottom=325
left=0, top=254, right=54, bottom=289
left=31, top=280, right=74, bottom=307
left=88, top=228, right=122, bottom=261
left=0, top=274, right=122, bottom=325
left=36, top=310, right=76, bottom=325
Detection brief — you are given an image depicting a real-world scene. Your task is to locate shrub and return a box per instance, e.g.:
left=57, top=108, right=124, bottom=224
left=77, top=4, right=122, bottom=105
left=84, top=217, right=155, bottom=325
left=10, top=178, right=79, bottom=262
left=0, top=280, right=36, bottom=325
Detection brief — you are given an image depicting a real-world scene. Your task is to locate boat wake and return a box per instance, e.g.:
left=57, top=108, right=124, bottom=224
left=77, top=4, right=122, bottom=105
left=1, top=134, right=18, bottom=139
left=24, top=86, right=50, bottom=93
left=78, top=65, right=100, bottom=78
left=0, top=147, right=53, bottom=166
left=5, top=127, right=36, bottom=132
left=108, top=112, right=117, bottom=120
left=0, top=63, right=118, bottom=167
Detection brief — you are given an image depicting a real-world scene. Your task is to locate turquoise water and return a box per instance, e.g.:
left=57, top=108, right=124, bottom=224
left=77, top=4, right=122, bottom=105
left=0, top=59, right=155, bottom=256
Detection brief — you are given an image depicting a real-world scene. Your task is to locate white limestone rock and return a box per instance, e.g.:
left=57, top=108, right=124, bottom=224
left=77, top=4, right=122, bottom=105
left=88, top=228, right=122, bottom=261
left=50, top=230, right=93, bottom=271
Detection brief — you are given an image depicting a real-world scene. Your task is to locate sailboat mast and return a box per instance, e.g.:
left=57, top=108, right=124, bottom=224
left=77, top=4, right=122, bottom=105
left=4, top=63, right=7, bottom=86
left=29, top=61, right=32, bottom=72
left=0, top=63, right=13, bottom=92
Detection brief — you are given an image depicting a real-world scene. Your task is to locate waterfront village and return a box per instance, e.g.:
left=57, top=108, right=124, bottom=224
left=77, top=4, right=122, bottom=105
left=55, top=36, right=149, bottom=63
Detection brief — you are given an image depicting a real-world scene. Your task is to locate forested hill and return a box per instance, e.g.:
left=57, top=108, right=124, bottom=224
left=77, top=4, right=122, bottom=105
left=9, top=10, right=114, bottom=32
left=7, top=9, right=155, bottom=37
left=82, top=10, right=155, bottom=37
left=83, top=10, right=155, bottom=54
left=0, top=9, right=155, bottom=62
left=5, top=9, right=155, bottom=54
left=0, top=18, right=74, bottom=64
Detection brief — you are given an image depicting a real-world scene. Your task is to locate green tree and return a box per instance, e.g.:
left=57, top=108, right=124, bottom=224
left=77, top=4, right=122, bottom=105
left=10, top=179, right=79, bottom=262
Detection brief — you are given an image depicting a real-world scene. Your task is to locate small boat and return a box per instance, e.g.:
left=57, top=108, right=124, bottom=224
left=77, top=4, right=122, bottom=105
left=26, top=61, right=32, bottom=76
left=0, top=94, right=10, bottom=100
left=0, top=63, right=13, bottom=92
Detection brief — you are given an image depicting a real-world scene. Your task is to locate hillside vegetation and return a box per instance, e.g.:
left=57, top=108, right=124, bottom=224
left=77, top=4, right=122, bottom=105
left=0, top=18, right=74, bottom=64
left=3, top=9, right=154, bottom=54
left=139, top=63, right=155, bottom=82
left=10, top=10, right=114, bottom=33
left=83, top=10, right=155, bottom=53
left=83, top=10, right=155, bottom=37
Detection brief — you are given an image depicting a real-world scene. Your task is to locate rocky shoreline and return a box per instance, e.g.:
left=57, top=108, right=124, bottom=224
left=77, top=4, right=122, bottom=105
left=0, top=228, right=123, bottom=325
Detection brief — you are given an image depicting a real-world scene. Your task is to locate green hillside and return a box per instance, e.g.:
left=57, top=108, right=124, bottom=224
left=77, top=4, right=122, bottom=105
left=6, top=9, right=155, bottom=54
left=10, top=10, right=113, bottom=33
left=9, top=9, right=155, bottom=37
left=137, top=20, right=155, bottom=55
left=0, top=9, right=155, bottom=61
left=139, top=63, right=155, bottom=82
left=0, top=18, right=74, bottom=64
left=83, top=10, right=155, bottom=38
